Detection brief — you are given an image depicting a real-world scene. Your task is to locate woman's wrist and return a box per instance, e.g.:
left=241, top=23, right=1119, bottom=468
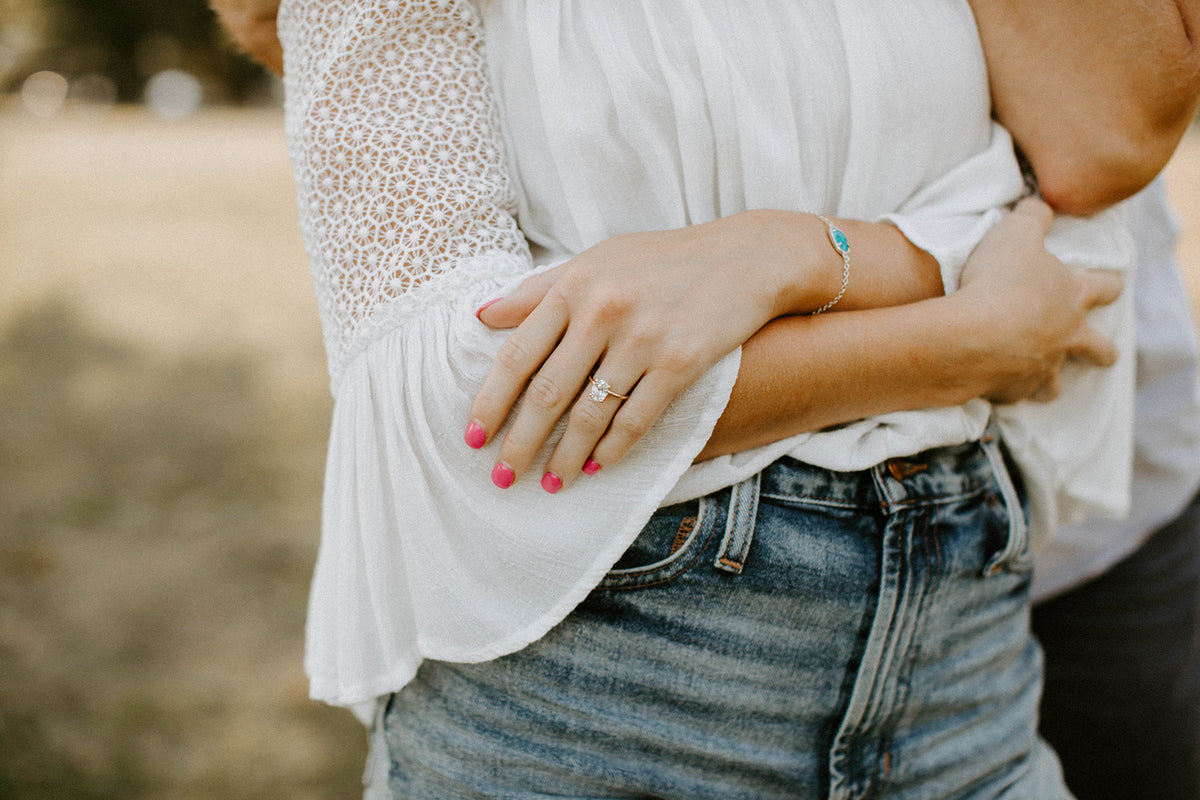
left=730, top=210, right=893, bottom=318
left=756, top=210, right=944, bottom=317
left=775, top=211, right=852, bottom=316
left=690, top=209, right=943, bottom=322
left=711, top=210, right=844, bottom=319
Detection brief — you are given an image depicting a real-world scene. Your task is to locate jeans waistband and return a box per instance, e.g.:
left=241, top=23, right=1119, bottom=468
left=760, top=437, right=1005, bottom=513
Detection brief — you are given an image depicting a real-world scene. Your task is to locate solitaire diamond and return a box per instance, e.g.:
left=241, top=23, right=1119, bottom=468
left=588, top=378, right=611, bottom=402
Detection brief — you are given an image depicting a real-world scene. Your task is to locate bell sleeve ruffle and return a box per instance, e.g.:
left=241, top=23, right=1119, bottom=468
left=307, top=276, right=738, bottom=705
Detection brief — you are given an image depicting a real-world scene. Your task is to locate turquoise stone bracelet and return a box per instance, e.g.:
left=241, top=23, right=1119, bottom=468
left=812, top=214, right=850, bottom=315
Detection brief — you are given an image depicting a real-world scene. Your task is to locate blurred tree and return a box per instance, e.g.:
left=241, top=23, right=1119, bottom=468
left=2, top=0, right=273, bottom=103
left=0, top=0, right=47, bottom=85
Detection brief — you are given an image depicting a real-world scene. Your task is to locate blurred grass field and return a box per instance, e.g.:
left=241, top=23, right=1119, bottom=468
left=0, top=105, right=1198, bottom=799
left=0, top=106, right=358, bottom=800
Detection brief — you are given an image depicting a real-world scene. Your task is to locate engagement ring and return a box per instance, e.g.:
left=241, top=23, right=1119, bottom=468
left=587, top=375, right=629, bottom=403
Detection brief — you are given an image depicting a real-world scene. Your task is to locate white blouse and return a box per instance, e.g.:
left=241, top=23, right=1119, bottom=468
left=278, top=0, right=1134, bottom=710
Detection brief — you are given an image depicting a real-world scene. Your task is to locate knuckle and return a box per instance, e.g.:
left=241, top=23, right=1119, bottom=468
left=627, top=318, right=668, bottom=350
left=653, top=341, right=702, bottom=375
left=542, top=282, right=575, bottom=318
left=569, top=397, right=611, bottom=433
left=495, top=337, right=533, bottom=375
left=609, top=408, right=652, bottom=443
left=524, top=372, right=565, bottom=411
left=554, top=264, right=594, bottom=301
left=591, top=286, right=637, bottom=324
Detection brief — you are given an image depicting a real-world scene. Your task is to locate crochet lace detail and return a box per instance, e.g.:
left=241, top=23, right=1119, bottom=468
left=279, top=0, right=530, bottom=388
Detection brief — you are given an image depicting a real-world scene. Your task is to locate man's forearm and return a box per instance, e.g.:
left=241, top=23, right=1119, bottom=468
left=972, top=0, right=1200, bottom=215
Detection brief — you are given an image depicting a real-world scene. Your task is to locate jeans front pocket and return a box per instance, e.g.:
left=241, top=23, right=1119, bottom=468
left=598, top=493, right=723, bottom=590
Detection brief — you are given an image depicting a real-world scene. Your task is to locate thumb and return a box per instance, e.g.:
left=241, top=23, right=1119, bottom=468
left=476, top=265, right=562, bottom=328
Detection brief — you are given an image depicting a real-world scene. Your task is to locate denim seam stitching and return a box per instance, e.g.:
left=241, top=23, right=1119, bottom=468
left=601, top=497, right=712, bottom=580
left=762, top=487, right=988, bottom=512
left=882, top=490, right=987, bottom=511
left=595, top=515, right=722, bottom=592
left=758, top=492, right=862, bottom=510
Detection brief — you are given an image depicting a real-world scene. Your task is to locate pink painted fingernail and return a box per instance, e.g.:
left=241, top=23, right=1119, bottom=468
left=491, top=461, right=515, bottom=489
left=464, top=420, right=487, bottom=449
left=541, top=471, right=562, bottom=494
left=475, top=298, right=501, bottom=319
left=582, top=458, right=602, bottom=476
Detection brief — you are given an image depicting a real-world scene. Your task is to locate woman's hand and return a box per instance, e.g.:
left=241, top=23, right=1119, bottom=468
left=953, top=197, right=1124, bottom=403
left=466, top=213, right=802, bottom=492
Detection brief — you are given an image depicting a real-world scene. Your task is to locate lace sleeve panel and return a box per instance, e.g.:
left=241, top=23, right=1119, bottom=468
left=279, top=0, right=530, bottom=384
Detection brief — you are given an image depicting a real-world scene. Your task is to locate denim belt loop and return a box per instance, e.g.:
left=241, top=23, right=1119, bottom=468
left=980, top=424, right=1030, bottom=577
left=714, top=472, right=762, bottom=574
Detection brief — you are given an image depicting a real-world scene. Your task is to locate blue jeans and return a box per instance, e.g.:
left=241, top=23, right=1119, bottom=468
left=379, top=438, right=1071, bottom=799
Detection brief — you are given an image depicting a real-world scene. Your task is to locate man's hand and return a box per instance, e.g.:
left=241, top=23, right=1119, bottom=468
left=956, top=198, right=1123, bottom=404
